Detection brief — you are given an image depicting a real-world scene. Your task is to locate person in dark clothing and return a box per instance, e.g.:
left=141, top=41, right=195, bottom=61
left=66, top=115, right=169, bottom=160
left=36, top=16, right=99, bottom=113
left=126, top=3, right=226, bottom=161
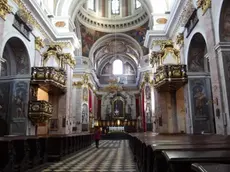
left=94, top=126, right=101, bottom=148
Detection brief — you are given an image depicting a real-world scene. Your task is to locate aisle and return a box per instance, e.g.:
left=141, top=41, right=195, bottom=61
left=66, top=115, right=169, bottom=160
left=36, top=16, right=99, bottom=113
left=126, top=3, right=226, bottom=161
left=39, top=140, right=137, bottom=172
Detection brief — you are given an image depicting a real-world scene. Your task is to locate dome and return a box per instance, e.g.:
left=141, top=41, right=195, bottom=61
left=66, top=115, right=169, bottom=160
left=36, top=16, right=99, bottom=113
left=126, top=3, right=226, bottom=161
left=76, top=0, right=149, bottom=33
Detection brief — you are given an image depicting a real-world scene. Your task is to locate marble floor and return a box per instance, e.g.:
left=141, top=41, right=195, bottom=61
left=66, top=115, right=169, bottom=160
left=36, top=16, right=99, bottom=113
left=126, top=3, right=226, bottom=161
left=36, top=140, right=137, bottom=172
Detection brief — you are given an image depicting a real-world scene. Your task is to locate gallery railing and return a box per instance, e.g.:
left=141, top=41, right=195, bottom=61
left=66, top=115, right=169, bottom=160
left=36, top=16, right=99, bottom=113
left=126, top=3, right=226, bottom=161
left=31, top=67, right=66, bottom=93
left=154, top=64, right=188, bottom=91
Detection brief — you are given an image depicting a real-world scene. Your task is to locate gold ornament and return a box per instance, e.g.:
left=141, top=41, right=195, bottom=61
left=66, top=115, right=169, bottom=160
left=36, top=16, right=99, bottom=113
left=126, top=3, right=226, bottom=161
left=176, top=33, right=184, bottom=47
left=73, top=81, right=83, bottom=89
left=35, top=37, right=44, bottom=51
left=196, top=0, right=211, bottom=15
left=0, top=0, right=12, bottom=20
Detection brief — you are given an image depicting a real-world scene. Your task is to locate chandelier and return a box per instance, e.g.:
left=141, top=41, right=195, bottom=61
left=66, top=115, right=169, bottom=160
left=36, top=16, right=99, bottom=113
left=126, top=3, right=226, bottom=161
left=104, top=77, right=123, bottom=93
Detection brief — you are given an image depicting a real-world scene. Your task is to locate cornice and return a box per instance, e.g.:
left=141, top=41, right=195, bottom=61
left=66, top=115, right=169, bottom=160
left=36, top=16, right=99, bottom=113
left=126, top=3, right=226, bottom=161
left=144, top=31, right=168, bottom=48
left=144, top=0, right=195, bottom=48
left=24, top=0, right=81, bottom=49
left=215, top=42, right=230, bottom=52
left=77, top=6, right=149, bottom=33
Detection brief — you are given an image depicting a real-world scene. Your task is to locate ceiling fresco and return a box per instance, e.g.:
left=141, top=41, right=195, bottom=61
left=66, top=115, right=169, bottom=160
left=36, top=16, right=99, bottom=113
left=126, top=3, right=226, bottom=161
left=80, top=22, right=149, bottom=57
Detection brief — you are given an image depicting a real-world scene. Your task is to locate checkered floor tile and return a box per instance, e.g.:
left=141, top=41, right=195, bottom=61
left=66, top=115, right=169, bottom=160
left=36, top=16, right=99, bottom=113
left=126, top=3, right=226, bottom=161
left=36, top=140, right=137, bottom=172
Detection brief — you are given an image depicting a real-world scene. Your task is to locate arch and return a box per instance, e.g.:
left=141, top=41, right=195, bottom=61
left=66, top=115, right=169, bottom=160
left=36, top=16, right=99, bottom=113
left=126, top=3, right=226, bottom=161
left=89, top=33, right=143, bottom=65
left=219, top=0, right=230, bottom=42
left=185, top=31, right=207, bottom=65
left=0, top=33, right=33, bottom=68
left=187, top=33, right=208, bottom=72
left=186, top=33, right=216, bottom=134
left=98, top=54, right=137, bottom=76
left=1, top=37, right=31, bottom=76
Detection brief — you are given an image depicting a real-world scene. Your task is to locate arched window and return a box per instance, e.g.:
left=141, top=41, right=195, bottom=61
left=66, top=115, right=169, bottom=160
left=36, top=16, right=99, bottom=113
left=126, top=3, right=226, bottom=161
left=113, top=59, right=123, bottom=75
left=88, top=0, right=95, bottom=11
left=111, top=0, right=120, bottom=15
left=135, top=0, right=141, bottom=9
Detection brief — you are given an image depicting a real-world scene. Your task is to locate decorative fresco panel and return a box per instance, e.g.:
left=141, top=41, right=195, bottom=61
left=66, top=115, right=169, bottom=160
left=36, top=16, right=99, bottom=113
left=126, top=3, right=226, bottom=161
left=80, top=25, right=107, bottom=57
left=220, top=0, right=230, bottom=42
left=125, top=22, right=149, bottom=55
left=222, top=52, right=230, bottom=104
left=124, top=63, right=135, bottom=74
left=80, top=22, right=149, bottom=57
left=188, top=47, right=205, bottom=72
left=11, top=81, right=29, bottom=118
left=16, top=53, right=29, bottom=75
left=189, top=78, right=214, bottom=133
left=102, top=63, right=112, bottom=75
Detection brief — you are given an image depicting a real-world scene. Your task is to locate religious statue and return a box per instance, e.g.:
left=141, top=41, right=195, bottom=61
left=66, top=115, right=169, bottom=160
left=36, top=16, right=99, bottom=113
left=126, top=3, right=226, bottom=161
left=145, top=86, right=151, bottom=100
left=82, top=103, right=88, bottom=124
left=146, top=103, right=152, bottom=123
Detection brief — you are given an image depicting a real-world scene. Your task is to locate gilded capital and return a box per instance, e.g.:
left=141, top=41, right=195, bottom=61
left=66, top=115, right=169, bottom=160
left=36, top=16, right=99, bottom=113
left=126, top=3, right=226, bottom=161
left=153, top=40, right=173, bottom=50
left=176, top=33, right=184, bottom=47
left=150, top=51, right=163, bottom=66
left=196, top=0, right=211, bottom=15
left=82, top=74, right=89, bottom=84
left=73, top=81, right=83, bottom=89
left=64, top=53, right=76, bottom=68
left=35, top=37, right=44, bottom=51
left=0, top=0, right=12, bottom=20
left=144, top=72, right=150, bottom=83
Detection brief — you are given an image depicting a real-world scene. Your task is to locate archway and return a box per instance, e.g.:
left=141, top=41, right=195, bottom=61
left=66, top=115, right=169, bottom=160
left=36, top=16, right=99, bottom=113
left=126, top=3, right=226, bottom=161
left=187, top=33, right=215, bottom=134
left=0, top=37, right=30, bottom=136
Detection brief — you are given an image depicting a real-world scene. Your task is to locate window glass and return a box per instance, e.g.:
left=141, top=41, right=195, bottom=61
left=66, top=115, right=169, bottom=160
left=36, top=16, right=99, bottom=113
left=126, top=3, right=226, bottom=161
left=88, top=0, right=95, bottom=11
left=112, top=0, right=120, bottom=15
left=135, top=0, right=141, bottom=9
left=113, top=59, right=123, bottom=75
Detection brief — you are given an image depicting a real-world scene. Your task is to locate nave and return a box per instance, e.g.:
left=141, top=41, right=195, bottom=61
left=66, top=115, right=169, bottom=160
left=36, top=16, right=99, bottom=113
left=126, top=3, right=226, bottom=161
left=33, top=140, right=136, bottom=172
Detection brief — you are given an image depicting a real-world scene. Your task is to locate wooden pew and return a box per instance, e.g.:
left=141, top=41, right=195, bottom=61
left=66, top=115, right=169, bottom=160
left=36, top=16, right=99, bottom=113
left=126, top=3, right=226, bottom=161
left=0, top=138, right=15, bottom=172
left=191, top=163, right=230, bottom=172
left=12, top=137, right=30, bottom=172
left=46, top=133, right=93, bottom=162
left=128, top=134, right=230, bottom=172
left=38, top=136, right=48, bottom=164
left=27, top=136, right=41, bottom=168
left=159, top=150, right=230, bottom=172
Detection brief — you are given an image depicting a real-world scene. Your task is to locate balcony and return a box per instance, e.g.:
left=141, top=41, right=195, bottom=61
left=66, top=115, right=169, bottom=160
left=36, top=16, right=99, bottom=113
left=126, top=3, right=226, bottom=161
left=154, top=65, right=188, bottom=92
left=28, top=100, right=53, bottom=125
left=31, top=67, right=66, bottom=93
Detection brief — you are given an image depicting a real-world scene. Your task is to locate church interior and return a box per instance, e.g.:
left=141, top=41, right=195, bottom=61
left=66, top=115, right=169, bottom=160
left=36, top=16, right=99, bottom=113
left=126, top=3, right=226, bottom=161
left=1, top=0, right=230, bottom=171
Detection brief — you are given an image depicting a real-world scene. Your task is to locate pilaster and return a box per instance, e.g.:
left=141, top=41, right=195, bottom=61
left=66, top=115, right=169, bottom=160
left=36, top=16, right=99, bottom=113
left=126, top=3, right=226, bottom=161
left=215, top=42, right=230, bottom=134
left=203, top=9, right=226, bottom=134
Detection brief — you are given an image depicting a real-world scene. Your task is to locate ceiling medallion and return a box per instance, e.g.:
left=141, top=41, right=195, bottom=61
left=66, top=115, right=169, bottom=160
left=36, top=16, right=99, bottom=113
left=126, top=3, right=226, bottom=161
left=156, top=18, right=168, bottom=24
left=55, top=21, right=66, bottom=27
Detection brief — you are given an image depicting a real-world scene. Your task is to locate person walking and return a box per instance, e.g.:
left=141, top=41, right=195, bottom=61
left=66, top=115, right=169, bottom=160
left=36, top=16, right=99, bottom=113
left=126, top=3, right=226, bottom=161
left=94, top=126, right=101, bottom=148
